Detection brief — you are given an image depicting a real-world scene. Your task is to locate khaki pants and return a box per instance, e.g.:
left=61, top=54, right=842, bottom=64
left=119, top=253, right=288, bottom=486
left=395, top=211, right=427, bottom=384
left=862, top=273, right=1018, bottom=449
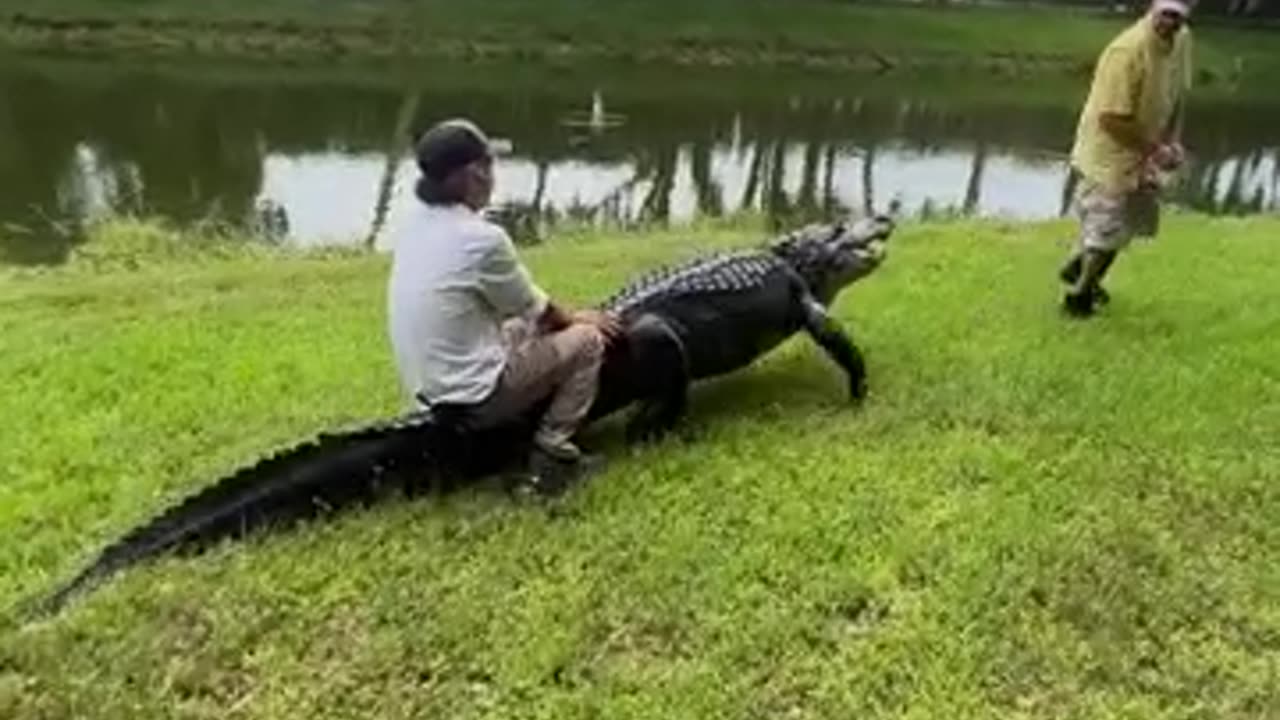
left=467, top=318, right=605, bottom=453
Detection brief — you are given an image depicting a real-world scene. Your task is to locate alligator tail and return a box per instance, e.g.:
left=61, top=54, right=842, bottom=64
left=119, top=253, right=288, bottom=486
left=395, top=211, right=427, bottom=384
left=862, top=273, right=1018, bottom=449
left=27, top=411, right=468, bottom=619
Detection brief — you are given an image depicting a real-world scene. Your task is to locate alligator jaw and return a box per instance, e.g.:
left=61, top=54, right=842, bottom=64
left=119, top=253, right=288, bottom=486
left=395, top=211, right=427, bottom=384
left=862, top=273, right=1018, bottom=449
left=863, top=237, right=888, bottom=263
left=850, top=215, right=895, bottom=246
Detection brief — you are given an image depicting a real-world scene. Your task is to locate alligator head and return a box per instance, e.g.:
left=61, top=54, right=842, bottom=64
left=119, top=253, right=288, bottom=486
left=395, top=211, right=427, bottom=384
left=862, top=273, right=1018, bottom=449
left=769, top=214, right=895, bottom=304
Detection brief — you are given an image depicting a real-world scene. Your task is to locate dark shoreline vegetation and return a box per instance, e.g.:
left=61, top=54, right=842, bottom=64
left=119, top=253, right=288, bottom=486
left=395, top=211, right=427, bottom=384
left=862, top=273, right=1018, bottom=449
left=0, top=0, right=1276, bottom=85
left=2, top=214, right=1278, bottom=717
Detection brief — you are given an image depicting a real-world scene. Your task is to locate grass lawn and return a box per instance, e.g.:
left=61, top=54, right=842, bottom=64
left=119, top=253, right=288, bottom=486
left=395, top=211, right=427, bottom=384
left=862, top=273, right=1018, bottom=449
left=1, top=213, right=1278, bottom=718
left=1, top=0, right=1275, bottom=83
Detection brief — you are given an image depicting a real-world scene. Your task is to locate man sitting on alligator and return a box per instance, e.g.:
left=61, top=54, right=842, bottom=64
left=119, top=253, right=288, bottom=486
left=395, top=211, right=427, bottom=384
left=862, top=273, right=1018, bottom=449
left=29, top=122, right=897, bottom=618
left=388, top=118, right=625, bottom=498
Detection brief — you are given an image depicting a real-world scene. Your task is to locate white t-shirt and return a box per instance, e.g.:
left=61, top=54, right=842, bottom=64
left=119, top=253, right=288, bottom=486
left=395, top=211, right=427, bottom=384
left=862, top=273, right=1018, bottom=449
left=387, top=203, right=548, bottom=407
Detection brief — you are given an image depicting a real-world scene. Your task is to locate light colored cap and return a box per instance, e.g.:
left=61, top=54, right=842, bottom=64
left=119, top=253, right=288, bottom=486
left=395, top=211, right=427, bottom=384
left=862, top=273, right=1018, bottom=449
left=1152, top=0, right=1191, bottom=17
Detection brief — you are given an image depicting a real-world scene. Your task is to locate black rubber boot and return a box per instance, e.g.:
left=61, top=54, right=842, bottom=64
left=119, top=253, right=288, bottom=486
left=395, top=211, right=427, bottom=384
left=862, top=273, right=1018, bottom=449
left=1091, top=250, right=1117, bottom=306
left=1061, top=289, right=1096, bottom=318
left=508, top=445, right=607, bottom=500
left=1061, top=248, right=1115, bottom=319
left=1060, top=250, right=1112, bottom=305
left=1059, top=252, right=1083, bottom=284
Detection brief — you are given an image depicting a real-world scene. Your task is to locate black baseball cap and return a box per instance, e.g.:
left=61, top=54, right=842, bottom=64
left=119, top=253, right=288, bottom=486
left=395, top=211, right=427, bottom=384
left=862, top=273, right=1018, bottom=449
left=413, top=118, right=512, bottom=182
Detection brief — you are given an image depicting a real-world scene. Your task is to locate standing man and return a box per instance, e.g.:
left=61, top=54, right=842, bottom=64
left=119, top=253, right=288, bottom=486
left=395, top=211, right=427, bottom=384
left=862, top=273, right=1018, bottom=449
left=388, top=118, right=621, bottom=496
left=1059, top=0, right=1194, bottom=317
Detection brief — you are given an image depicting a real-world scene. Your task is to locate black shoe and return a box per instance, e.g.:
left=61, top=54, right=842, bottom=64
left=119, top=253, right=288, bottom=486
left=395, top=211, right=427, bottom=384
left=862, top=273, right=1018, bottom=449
left=1059, top=256, right=1083, bottom=285
left=1091, top=285, right=1111, bottom=306
left=508, top=447, right=606, bottom=499
left=1062, top=290, right=1095, bottom=318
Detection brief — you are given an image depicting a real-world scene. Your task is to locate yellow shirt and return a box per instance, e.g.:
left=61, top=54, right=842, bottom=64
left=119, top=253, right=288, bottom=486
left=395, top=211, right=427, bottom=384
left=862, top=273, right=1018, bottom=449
left=1070, top=15, right=1193, bottom=193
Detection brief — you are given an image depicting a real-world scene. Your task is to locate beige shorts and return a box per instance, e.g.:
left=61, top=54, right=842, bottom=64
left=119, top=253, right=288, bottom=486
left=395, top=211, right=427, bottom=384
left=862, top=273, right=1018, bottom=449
left=467, top=317, right=605, bottom=450
left=1075, top=178, right=1160, bottom=252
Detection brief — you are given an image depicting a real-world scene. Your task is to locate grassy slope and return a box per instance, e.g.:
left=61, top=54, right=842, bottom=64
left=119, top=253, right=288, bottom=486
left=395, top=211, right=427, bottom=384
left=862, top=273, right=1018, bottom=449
left=0, top=0, right=1275, bottom=81
left=1, top=214, right=1279, bottom=718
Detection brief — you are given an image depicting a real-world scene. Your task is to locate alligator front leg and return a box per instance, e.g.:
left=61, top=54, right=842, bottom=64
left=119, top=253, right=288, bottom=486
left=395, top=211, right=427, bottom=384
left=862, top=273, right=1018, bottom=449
left=800, top=295, right=866, bottom=400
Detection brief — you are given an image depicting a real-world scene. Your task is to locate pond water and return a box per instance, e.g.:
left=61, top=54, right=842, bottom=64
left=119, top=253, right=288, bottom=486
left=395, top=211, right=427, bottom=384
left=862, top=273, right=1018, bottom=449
left=1, top=55, right=1276, bottom=265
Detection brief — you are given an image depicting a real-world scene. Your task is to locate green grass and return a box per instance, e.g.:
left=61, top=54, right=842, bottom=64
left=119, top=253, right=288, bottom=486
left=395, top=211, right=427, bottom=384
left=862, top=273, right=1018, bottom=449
left=1, top=0, right=1276, bottom=83
left=2, top=213, right=1279, bottom=718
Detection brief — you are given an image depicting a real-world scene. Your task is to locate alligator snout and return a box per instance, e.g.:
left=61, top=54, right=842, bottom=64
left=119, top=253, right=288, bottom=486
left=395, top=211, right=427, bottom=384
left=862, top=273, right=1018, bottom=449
left=852, top=214, right=896, bottom=244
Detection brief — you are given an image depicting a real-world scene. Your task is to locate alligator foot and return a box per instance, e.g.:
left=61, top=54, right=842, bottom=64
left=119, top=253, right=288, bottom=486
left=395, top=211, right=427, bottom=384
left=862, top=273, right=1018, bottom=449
left=624, top=394, right=688, bottom=445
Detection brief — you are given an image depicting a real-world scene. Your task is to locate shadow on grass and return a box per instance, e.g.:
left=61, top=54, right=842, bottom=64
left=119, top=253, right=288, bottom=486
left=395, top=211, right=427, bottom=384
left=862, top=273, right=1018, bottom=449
left=584, top=346, right=855, bottom=453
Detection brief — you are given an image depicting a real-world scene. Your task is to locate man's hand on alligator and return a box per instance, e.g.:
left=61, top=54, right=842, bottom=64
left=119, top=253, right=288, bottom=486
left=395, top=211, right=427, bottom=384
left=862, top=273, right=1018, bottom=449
left=572, top=309, right=624, bottom=344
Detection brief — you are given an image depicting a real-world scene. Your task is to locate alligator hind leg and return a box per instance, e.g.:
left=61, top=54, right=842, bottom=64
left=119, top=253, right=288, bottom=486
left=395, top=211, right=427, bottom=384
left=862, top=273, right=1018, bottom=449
left=626, top=386, right=688, bottom=444
left=622, top=314, right=690, bottom=444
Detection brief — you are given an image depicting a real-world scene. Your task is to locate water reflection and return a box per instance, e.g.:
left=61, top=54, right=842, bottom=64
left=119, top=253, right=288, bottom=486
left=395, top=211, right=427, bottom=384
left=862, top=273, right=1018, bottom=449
left=0, top=58, right=1276, bottom=265
left=131, top=138, right=1280, bottom=252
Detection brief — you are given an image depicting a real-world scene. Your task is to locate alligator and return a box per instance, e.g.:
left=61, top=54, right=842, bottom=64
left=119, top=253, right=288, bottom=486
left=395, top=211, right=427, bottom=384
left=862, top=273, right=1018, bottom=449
left=586, top=214, right=894, bottom=441
left=27, top=214, right=894, bottom=619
